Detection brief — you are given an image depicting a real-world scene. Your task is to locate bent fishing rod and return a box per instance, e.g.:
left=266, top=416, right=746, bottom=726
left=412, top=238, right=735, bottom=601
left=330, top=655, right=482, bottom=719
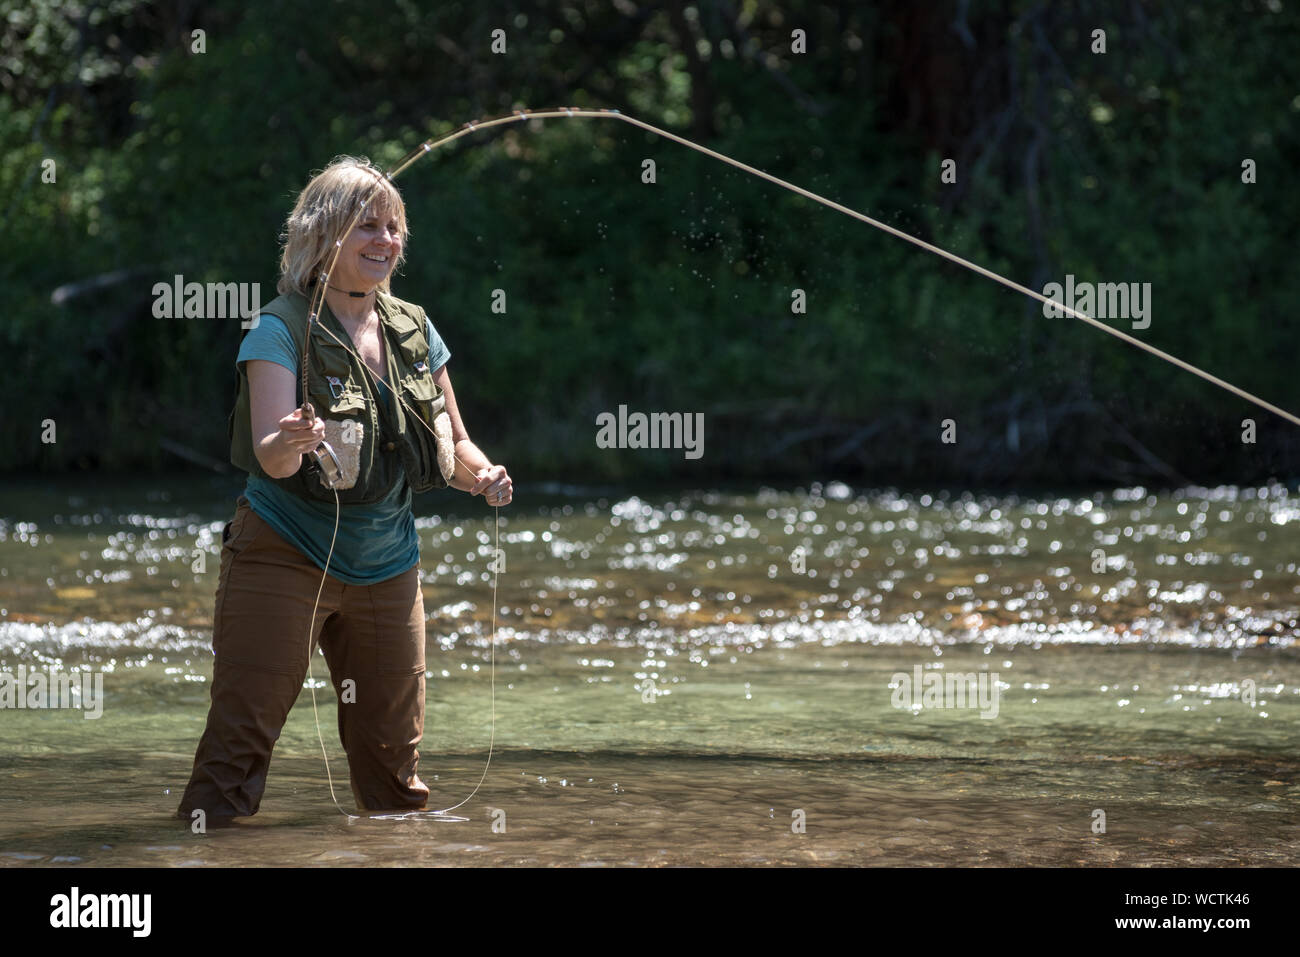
left=292, top=105, right=1300, bottom=821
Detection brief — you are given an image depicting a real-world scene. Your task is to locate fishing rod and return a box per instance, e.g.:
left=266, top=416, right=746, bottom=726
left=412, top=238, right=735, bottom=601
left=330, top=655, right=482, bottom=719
left=291, top=104, right=1300, bottom=821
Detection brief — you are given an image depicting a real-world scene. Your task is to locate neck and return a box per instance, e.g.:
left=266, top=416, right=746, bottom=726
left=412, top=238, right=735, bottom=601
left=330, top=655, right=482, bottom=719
left=323, top=284, right=377, bottom=324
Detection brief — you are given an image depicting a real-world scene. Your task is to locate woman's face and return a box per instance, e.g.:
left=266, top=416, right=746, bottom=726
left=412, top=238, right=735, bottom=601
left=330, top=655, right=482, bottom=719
left=331, top=202, right=404, bottom=292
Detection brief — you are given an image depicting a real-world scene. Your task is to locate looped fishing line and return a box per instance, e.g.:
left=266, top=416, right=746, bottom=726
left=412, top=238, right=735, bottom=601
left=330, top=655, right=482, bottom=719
left=292, top=104, right=1300, bottom=822
left=296, top=332, right=503, bottom=820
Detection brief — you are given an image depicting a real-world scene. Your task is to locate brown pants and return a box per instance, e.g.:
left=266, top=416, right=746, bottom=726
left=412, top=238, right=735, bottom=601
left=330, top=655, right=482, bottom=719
left=177, top=497, right=429, bottom=819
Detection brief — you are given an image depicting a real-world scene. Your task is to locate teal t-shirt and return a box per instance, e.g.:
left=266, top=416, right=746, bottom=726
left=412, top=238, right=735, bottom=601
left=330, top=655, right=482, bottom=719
left=235, top=310, right=451, bottom=585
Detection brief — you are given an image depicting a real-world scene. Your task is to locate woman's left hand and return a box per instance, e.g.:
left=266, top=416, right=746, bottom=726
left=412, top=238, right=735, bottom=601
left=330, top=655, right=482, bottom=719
left=471, top=465, right=513, bottom=506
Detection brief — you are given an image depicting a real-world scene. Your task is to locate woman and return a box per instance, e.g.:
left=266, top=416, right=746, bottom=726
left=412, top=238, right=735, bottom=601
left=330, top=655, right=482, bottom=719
left=177, top=156, right=512, bottom=822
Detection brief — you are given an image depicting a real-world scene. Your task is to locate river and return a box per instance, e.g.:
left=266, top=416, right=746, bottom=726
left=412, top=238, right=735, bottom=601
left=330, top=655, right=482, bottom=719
left=0, top=476, right=1296, bottom=866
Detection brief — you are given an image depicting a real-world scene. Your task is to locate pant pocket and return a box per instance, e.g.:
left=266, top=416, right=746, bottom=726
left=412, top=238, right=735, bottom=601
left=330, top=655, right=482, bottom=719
left=222, top=501, right=267, bottom=556
left=212, top=503, right=304, bottom=671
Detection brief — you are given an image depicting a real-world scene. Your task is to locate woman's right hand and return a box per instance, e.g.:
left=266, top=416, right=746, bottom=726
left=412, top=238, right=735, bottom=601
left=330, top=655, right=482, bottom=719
left=275, top=407, right=326, bottom=456
left=256, top=407, right=325, bottom=478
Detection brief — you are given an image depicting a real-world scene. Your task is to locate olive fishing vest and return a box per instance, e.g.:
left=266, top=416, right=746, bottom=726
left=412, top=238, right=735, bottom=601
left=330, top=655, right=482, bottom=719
left=228, top=290, right=451, bottom=503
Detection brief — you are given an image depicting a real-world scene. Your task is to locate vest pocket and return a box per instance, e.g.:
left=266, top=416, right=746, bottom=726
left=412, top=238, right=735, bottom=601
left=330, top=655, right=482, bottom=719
left=325, top=381, right=367, bottom=416
left=399, top=373, right=450, bottom=491
left=401, top=373, right=442, bottom=418
left=307, top=339, right=356, bottom=407
left=308, top=342, right=370, bottom=494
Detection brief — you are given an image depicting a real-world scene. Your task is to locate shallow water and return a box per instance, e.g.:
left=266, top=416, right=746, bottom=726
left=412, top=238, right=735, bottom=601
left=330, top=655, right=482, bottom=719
left=0, top=477, right=1296, bottom=866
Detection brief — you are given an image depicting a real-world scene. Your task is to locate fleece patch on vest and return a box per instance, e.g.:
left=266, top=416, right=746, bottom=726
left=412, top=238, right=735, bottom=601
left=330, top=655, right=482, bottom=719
left=433, top=409, right=454, bottom=482
left=324, top=419, right=364, bottom=489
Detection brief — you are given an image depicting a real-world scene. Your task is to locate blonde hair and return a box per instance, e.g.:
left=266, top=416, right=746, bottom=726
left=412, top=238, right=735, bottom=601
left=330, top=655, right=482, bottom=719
left=276, top=155, right=409, bottom=297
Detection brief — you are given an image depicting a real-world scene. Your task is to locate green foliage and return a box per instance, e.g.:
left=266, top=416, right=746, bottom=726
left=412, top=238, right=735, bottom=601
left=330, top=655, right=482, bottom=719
left=5, top=0, right=1299, bottom=483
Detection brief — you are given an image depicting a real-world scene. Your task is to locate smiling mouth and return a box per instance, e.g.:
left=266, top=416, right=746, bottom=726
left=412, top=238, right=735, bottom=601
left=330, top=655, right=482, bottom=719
left=361, top=253, right=389, bottom=263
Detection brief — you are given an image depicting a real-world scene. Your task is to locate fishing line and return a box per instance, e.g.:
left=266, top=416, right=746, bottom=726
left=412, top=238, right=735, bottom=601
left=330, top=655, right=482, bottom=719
left=294, top=335, right=502, bottom=821
left=311, top=107, right=1300, bottom=426
left=296, top=317, right=501, bottom=820
left=292, top=103, right=1300, bottom=821
left=301, top=486, right=358, bottom=820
